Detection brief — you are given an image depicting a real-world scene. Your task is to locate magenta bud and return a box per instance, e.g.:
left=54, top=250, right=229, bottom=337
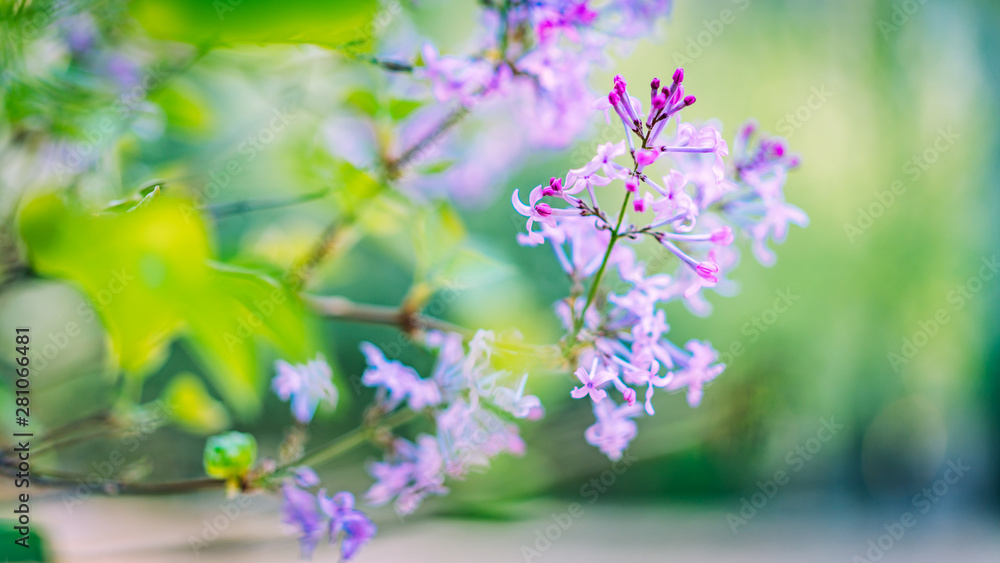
left=710, top=226, right=734, bottom=246
left=613, top=74, right=627, bottom=94
left=669, top=84, right=684, bottom=105
left=622, top=387, right=636, bottom=406
left=684, top=95, right=696, bottom=106
left=695, top=261, right=719, bottom=282
left=652, top=93, right=667, bottom=110
left=633, top=199, right=647, bottom=213
left=534, top=203, right=552, bottom=217
left=549, top=177, right=563, bottom=190
left=635, top=149, right=659, bottom=166
left=650, top=78, right=661, bottom=91
left=625, top=176, right=639, bottom=192
left=672, top=68, right=684, bottom=83
left=608, top=91, right=621, bottom=105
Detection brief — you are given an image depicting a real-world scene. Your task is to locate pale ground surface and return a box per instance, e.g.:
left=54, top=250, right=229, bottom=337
left=3, top=488, right=999, bottom=563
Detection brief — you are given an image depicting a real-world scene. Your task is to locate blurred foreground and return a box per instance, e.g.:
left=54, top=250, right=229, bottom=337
left=4, top=489, right=998, bottom=562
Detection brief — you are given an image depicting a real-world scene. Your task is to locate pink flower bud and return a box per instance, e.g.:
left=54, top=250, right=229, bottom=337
left=695, top=261, right=719, bottom=282
left=669, top=84, right=684, bottom=106
left=542, top=177, right=564, bottom=197
left=683, top=95, right=696, bottom=106
left=534, top=203, right=552, bottom=217
left=633, top=198, right=647, bottom=213
left=672, top=68, right=684, bottom=83
left=625, top=176, right=639, bottom=192
left=613, top=74, right=627, bottom=94
left=622, top=387, right=636, bottom=406
left=710, top=226, right=734, bottom=246
left=635, top=149, right=659, bottom=166
left=652, top=93, right=667, bottom=110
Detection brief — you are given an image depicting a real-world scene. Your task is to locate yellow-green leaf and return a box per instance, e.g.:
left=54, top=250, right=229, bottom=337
left=130, top=0, right=379, bottom=47
left=162, top=372, right=231, bottom=435
left=18, top=193, right=315, bottom=418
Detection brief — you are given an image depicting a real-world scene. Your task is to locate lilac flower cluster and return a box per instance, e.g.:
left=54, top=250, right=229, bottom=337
left=512, top=69, right=808, bottom=460
left=361, top=329, right=542, bottom=515
left=269, top=331, right=542, bottom=547
left=280, top=467, right=376, bottom=560
left=324, top=0, right=676, bottom=204
left=272, top=354, right=338, bottom=424
left=418, top=0, right=675, bottom=147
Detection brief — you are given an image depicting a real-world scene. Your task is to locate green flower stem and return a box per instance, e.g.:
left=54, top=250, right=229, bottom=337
left=570, top=190, right=633, bottom=341
left=268, top=408, right=418, bottom=481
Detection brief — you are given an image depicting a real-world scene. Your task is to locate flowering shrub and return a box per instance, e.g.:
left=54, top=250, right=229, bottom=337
left=0, top=0, right=807, bottom=560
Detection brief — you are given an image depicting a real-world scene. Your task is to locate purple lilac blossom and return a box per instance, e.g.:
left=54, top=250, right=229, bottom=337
left=318, top=490, right=377, bottom=560
left=322, top=0, right=675, bottom=205
left=361, top=329, right=541, bottom=515
left=281, top=481, right=323, bottom=557
left=281, top=467, right=376, bottom=560
left=272, top=354, right=338, bottom=424
left=360, top=342, right=442, bottom=410
left=511, top=68, right=807, bottom=459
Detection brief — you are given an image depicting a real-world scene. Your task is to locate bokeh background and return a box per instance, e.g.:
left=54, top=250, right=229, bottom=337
left=0, top=0, right=998, bottom=561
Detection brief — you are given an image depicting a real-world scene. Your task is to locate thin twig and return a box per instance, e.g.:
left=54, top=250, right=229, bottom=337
left=385, top=105, right=471, bottom=179
left=359, top=55, right=414, bottom=73
left=0, top=459, right=224, bottom=495
left=285, top=221, right=356, bottom=291
left=305, top=294, right=469, bottom=336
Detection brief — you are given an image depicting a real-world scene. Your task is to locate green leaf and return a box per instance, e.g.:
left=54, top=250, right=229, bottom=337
left=18, top=193, right=315, bottom=417
left=413, top=200, right=466, bottom=279
left=417, top=159, right=456, bottom=175
left=388, top=98, right=423, bottom=120
left=345, top=90, right=379, bottom=117
left=20, top=194, right=205, bottom=376
left=163, top=372, right=231, bottom=435
left=330, top=161, right=385, bottom=218
left=130, top=0, right=379, bottom=47
left=345, top=91, right=423, bottom=121
left=150, top=84, right=213, bottom=135
left=0, top=522, right=50, bottom=561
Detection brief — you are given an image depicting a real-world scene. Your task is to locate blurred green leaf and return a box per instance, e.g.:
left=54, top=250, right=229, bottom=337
left=130, top=0, right=379, bottom=47
left=417, top=159, right=456, bottom=175
left=151, top=85, right=213, bottom=135
left=414, top=201, right=466, bottom=279
left=163, top=372, right=231, bottom=435
left=345, top=91, right=424, bottom=121
left=0, top=521, right=49, bottom=561
left=104, top=185, right=163, bottom=213
left=330, top=161, right=385, bottom=218
left=388, top=99, right=423, bottom=120
left=18, top=194, right=315, bottom=417
left=345, top=90, right=379, bottom=117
